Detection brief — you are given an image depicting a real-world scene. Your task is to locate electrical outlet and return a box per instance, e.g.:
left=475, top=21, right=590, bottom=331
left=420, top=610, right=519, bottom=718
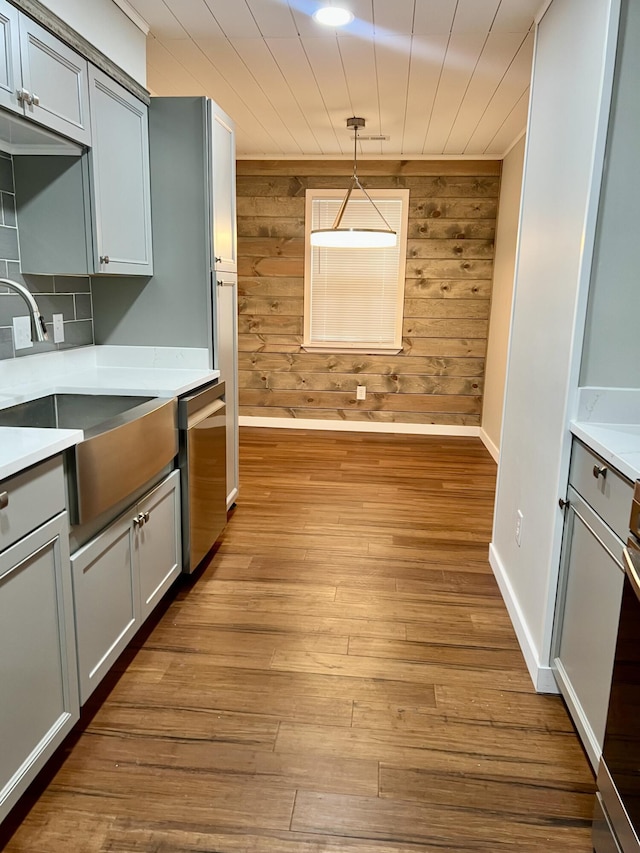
left=515, top=509, right=523, bottom=547
left=52, top=313, right=64, bottom=343
left=13, top=315, right=33, bottom=350
left=356, top=385, right=366, bottom=400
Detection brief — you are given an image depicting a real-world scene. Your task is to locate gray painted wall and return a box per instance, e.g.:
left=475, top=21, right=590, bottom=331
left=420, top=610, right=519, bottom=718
left=580, top=0, right=640, bottom=387
left=0, top=151, right=93, bottom=360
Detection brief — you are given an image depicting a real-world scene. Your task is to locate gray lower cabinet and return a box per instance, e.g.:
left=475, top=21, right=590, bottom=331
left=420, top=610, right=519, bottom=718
left=137, top=471, right=182, bottom=621
left=0, top=459, right=79, bottom=824
left=553, top=440, right=632, bottom=770
left=72, top=471, right=181, bottom=703
left=0, top=0, right=90, bottom=145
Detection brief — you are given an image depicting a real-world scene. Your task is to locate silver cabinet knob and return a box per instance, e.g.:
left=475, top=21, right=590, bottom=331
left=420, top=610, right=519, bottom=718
left=143, top=511, right=150, bottom=523
left=559, top=497, right=570, bottom=510
left=31, top=93, right=40, bottom=106
left=593, top=464, right=607, bottom=480
left=16, top=88, right=30, bottom=103
left=133, top=512, right=145, bottom=527
left=0, top=491, right=8, bottom=510
left=100, top=255, right=110, bottom=264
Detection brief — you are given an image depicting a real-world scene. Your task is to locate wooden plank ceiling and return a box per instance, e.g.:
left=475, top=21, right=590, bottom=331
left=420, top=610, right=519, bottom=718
left=125, top=0, right=538, bottom=158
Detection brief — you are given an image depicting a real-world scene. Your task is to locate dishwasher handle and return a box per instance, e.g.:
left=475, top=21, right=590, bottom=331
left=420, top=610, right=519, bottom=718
left=624, top=538, right=640, bottom=603
left=179, top=380, right=225, bottom=428
left=187, top=398, right=225, bottom=429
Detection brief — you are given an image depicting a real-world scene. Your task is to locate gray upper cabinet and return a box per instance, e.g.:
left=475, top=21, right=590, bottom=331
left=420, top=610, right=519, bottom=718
left=0, top=1, right=20, bottom=115
left=88, top=66, right=153, bottom=275
left=210, top=100, right=236, bottom=273
left=0, top=0, right=90, bottom=146
left=15, top=65, right=153, bottom=277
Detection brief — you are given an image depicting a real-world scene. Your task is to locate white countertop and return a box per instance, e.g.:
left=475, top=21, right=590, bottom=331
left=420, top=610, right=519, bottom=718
left=571, top=387, right=640, bottom=483
left=0, top=346, right=219, bottom=480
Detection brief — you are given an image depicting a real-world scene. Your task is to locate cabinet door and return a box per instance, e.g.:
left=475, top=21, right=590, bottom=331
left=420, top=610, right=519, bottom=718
left=71, top=512, right=138, bottom=704
left=0, top=512, right=79, bottom=823
left=215, top=273, right=239, bottom=507
left=18, top=14, right=90, bottom=145
left=210, top=100, right=237, bottom=272
left=88, top=66, right=153, bottom=275
left=136, top=470, right=181, bottom=621
left=553, top=488, right=624, bottom=770
left=0, top=0, right=20, bottom=115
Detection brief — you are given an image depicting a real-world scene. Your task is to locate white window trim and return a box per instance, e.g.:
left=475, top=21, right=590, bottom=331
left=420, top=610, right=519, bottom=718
left=303, top=188, right=410, bottom=354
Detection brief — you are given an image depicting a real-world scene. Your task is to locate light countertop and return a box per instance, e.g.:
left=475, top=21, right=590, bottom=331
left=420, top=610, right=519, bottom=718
left=0, top=346, right=219, bottom=480
left=571, top=387, right=640, bottom=483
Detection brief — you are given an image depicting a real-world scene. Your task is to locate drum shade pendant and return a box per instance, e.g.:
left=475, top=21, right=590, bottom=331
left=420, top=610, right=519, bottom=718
left=310, top=117, right=397, bottom=249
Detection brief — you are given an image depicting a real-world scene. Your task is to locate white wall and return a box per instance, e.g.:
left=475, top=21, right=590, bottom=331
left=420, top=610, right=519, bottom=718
left=39, top=0, right=147, bottom=85
left=489, top=0, right=620, bottom=692
left=481, top=135, right=526, bottom=462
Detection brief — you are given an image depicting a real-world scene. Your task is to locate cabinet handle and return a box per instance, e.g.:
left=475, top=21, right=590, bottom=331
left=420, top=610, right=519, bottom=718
left=559, top=497, right=570, bottom=510
left=16, top=88, right=30, bottom=103
left=143, top=511, right=150, bottom=523
left=133, top=512, right=145, bottom=527
left=0, top=491, right=8, bottom=510
left=593, top=464, right=607, bottom=480
left=100, top=255, right=110, bottom=265
left=31, top=93, right=40, bottom=106
left=217, top=280, right=235, bottom=287
left=214, top=256, right=222, bottom=263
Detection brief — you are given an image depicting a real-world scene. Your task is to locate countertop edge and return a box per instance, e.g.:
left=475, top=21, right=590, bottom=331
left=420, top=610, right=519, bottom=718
left=0, top=428, right=83, bottom=480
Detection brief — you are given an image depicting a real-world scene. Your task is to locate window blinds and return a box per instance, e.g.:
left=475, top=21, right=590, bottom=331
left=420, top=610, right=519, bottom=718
left=307, top=193, right=406, bottom=350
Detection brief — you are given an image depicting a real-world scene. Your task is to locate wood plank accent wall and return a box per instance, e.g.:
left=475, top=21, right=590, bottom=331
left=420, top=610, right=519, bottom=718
left=236, top=160, right=500, bottom=427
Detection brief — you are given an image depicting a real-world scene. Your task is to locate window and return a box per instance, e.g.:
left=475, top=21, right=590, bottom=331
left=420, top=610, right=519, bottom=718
left=304, top=188, right=410, bottom=353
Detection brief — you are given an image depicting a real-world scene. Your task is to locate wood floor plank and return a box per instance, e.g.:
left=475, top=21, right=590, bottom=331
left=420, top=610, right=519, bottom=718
left=100, top=825, right=456, bottom=852
left=1, top=428, right=594, bottom=853
left=87, top=703, right=282, bottom=746
left=275, top=720, right=589, bottom=779
left=347, top=635, right=526, bottom=671
left=378, top=765, right=593, bottom=816
left=270, top=648, right=533, bottom=691
left=290, top=791, right=593, bottom=851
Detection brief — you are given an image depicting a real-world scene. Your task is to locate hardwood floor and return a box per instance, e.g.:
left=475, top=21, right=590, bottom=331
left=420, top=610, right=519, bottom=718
left=1, top=428, right=595, bottom=852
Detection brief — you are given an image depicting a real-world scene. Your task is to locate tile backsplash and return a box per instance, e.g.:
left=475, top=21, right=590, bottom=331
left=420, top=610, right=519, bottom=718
left=0, top=151, right=94, bottom=360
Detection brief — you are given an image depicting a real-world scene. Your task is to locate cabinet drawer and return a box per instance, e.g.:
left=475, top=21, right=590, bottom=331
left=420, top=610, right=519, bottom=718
left=0, top=456, right=66, bottom=552
left=569, top=441, right=633, bottom=540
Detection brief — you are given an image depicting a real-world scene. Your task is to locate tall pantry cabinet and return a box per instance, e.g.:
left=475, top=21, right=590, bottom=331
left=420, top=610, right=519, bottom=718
left=210, top=101, right=239, bottom=509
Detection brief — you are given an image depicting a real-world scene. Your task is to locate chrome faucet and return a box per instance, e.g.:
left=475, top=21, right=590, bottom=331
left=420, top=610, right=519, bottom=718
left=0, top=278, right=49, bottom=342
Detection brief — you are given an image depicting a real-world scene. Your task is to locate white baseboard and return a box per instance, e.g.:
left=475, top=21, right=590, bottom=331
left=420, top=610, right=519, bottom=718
left=488, top=543, right=559, bottom=695
left=238, top=416, right=481, bottom=437
left=479, top=428, right=500, bottom=463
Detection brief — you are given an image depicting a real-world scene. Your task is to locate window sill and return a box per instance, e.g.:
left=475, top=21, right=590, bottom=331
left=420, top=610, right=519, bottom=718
left=302, top=346, right=403, bottom=355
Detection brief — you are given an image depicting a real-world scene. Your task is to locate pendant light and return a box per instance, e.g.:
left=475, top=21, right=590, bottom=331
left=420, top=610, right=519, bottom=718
left=310, top=117, right=397, bottom=249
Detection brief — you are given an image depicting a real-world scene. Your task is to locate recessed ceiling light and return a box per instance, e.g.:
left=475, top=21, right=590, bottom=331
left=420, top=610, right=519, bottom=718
left=312, top=6, right=354, bottom=26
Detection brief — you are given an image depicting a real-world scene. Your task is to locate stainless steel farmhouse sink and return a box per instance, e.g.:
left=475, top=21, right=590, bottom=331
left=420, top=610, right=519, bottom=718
left=0, top=394, right=178, bottom=524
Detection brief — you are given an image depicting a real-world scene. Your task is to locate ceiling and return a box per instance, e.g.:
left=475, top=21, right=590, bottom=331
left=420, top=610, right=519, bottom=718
left=123, top=0, right=539, bottom=159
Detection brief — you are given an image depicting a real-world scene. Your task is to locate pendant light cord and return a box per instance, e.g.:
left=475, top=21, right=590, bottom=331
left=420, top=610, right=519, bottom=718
left=331, top=122, right=396, bottom=232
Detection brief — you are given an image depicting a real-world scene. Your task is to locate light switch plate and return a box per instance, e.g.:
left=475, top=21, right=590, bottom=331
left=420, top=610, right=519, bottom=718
left=52, top=313, right=64, bottom=343
left=356, top=385, right=366, bottom=400
left=13, top=315, right=33, bottom=349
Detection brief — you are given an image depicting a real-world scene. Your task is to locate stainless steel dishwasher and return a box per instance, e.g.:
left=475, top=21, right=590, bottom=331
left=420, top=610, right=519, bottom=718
left=178, top=381, right=227, bottom=573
